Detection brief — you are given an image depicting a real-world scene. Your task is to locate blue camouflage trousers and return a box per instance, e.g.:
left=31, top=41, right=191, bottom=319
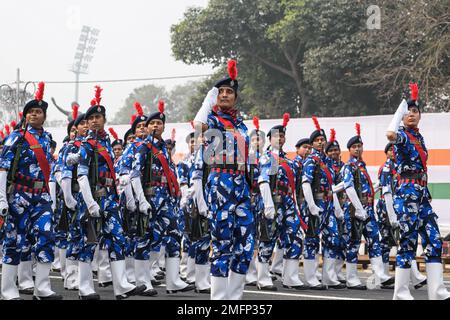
left=258, top=195, right=303, bottom=263
left=376, top=199, right=395, bottom=264
left=135, top=189, right=182, bottom=260
left=206, top=171, right=255, bottom=277
left=394, top=182, right=442, bottom=268
left=2, top=191, right=55, bottom=265
left=76, top=190, right=126, bottom=263
left=342, top=202, right=382, bottom=263
left=303, top=199, right=341, bottom=260
left=66, top=192, right=83, bottom=261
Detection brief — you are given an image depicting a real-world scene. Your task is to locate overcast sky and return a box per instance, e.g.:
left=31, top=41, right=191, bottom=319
left=0, top=0, right=213, bottom=122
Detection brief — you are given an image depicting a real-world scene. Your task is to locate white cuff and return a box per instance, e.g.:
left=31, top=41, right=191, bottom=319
left=49, top=181, right=57, bottom=208
left=332, top=181, right=345, bottom=193
left=78, top=175, right=97, bottom=211
left=131, top=176, right=146, bottom=204
left=0, top=171, right=7, bottom=202
left=54, top=171, right=63, bottom=186
left=61, top=178, right=77, bottom=210
left=387, top=99, right=408, bottom=133
left=260, top=182, right=275, bottom=209
left=384, top=193, right=397, bottom=223
left=302, top=182, right=316, bottom=209
left=193, top=87, right=218, bottom=124
left=345, top=186, right=365, bottom=212
left=124, top=183, right=136, bottom=211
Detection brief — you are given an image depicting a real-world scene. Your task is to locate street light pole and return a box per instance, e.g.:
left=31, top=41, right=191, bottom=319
left=70, top=25, right=100, bottom=104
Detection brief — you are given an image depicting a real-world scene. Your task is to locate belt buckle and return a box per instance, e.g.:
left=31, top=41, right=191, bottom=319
left=34, top=181, right=44, bottom=189
left=237, top=164, right=245, bottom=172
left=161, top=176, right=167, bottom=183
left=105, top=178, right=113, bottom=186
left=273, top=194, right=282, bottom=204
left=145, top=187, right=155, bottom=196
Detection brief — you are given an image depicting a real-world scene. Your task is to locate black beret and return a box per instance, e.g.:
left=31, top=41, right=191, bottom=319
left=267, top=125, right=286, bottom=138
left=407, top=99, right=421, bottom=111
left=74, top=112, right=86, bottom=127
left=309, top=129, right=327, bottom=144
left=23, top=99, right=48, bottom=118
left=146, top=111, right=166, bottom=125
left=131, top=115, right=149, bottom=134
left=85, top=104, right=106, bottom=120
left=214, top=77, right=239, bottom=93
left=295, top=138, right=310, bottom=149
left=185, top=132, right=195, bottom=143
left=325, top=140, right=340, bottom=154
left=112, top=139, right=124, bottom=148
left=347, top=136, right=363, bottom=149
left=123, top=128, right=133, bottom=143
left=384, top=142, right=394, bottom=154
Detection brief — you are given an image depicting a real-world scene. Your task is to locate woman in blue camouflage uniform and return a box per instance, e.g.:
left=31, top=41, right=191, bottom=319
left=0, top=83, right=62, bottom=300
left=387, top=84, right=449, bottom=300
left=76, top=87, right=137, bottom=300
left=302, top=118, right=344, bottom=290
left=258, top=116, right=306, bottom=291
left=338, top=124, right=394, bottom=290
left=193, top=60, right=255, bottom=300
left=131, top=102, right=194, bottom=295
left=60, top=109, right=89, bottom=291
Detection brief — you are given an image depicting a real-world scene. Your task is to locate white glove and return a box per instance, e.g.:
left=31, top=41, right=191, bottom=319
left=333, top=192, right=344, bottom=221
left=123, top=184, right=137, bottom=212
left=373, top=181, right=381, bottom=194
left=387, top=99, right=408, bottom=133
left=194, top=87, right=218, bottom=124
left=131, top=177, right=152, bottom=216
left=0, top=171, right=9, bottom=216
left=345, top=186, right=368, bottom=221
left=78, top=175, right=101, bottom=218
left=302, top=182, right=324, bottom=217
left=332, top=181, right=345, bottom=193
left=180, top=185, right=189, bottom=210
left=193, top=179, right=208, bottom=217
left=384, top=193, right=399, bottom=228
left=49, top=181, right=57, bottom=212
left=119, top=174, right=130, bottom=187
left=61, top=178, right=77, bottom=211
left=260, top=182, right=276, bottom=220
left=54, top=171, right=63, bottom=187
left=66, top=153, right=81, bottom=166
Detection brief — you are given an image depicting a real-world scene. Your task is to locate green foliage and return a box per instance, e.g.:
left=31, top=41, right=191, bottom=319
left=171, top=0, right=450, bottom=118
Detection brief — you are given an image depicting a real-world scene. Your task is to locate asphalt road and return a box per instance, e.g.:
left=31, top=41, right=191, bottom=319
left=2, top=267, right=445, bottom=301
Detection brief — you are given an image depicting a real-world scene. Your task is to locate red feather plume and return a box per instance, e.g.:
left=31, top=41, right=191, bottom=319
left=4, top=125, right=10, bottom=136
left=355, top=123, right=361, bottom=136
left=19, top=112, right=23, bottom=120
left=158, top=100, right=165, bottom=114
left=72, top=104, right=79, bottom=121
left=90, top=99, right=97, bottom=107
left=0, top=131, right=4, bottom=140
left=134, top=102, right=144, bottom=117
left=108, top=127, right=119, bottom=141
left=253, top=116, right=260, bottom=131
left=10, top=121, right=16, bottom=129
left=312, top=116, right=321, bottom=130
left=409, top=83, right=419, bottom=101
left=130, top=114, right=137, bottom=125
left=227, top=59, right=238, bottom=81
left=329, top=129, right=336, bottom=143
left=171, top=128, right=176, bottom=141
left=94, top=85, right=102, bottom=105
left=35, top=82, right=45, bottom=101
left=282, top=113, right=290, bottom=127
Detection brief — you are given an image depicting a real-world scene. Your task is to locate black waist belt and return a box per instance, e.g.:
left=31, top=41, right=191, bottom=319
left=400, top=172, right=427, bottom=180
left=209, top=163, right=246, bottom=171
